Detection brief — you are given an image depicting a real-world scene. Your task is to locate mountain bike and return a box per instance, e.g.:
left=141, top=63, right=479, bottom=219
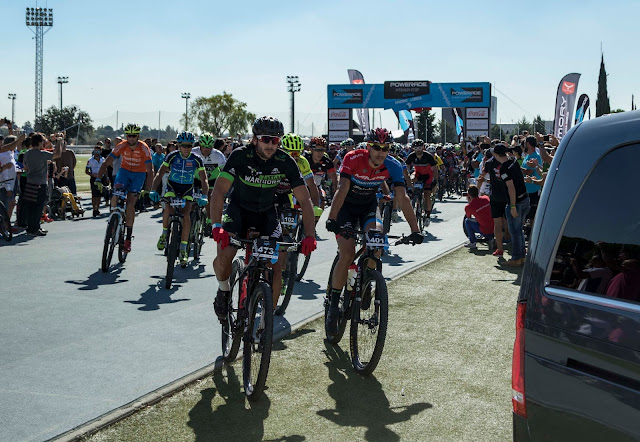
left=412, top=182, right=426, bottom=232
left=378, top=191, right=394, bottom=236
left=324, top=228, right=417, bottom=375
left=220, top=230, right=299, bottom=400
left=163, top=196, right=190, bottom=289
left=275, top=206, right=302, bottom=316
left=0, top=200, right=12, bottom=242
left=186, top=191, right=206, bottom=261
left=101, top=189, right=128, bottom=272
left=294, top=214, right=311, bottom=282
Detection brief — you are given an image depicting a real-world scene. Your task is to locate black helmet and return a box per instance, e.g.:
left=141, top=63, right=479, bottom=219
left=411, top=139, right=425, bottom=148
left=252, top=116, right=284, bottom=137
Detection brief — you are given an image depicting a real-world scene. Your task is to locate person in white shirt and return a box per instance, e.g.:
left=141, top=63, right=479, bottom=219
left=86, top=147, right=106, bottom=217
left=192, top=134, right=227, bottom=229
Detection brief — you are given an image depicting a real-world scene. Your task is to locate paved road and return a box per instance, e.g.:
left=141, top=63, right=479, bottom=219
left=0, top=196, right=467, bottom=441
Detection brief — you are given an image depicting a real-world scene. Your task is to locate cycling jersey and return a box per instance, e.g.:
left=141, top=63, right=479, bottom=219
left=110, top=141, right=152, bottom=173
left=275, top=154, right=312, bottom=195
left=303, top=150, right=335, bottom=186
left=192, top=147, right=227, bottom=182
left=162, top=150, right=205, bottom=185
left=219, top=144, right=303, bottom=212
left=433, top=154, right=444, bottom=168
left=339, top=149, right=404, bottom=205
left=405, top=151, right=437, bottom=177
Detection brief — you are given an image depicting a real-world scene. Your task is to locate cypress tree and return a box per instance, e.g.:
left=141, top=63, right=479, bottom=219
left=596, top=54, right=611, bottom=117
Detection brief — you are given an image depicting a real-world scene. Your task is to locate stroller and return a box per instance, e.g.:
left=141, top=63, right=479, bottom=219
left=49, top=186, right=85, bottom=220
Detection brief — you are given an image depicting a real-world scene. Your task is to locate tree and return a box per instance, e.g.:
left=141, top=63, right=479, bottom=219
left=35, top=105, right=94, bottom=144
left=415, top=111, right=426, bottom=141
left=515, top=117, right=532, bottom=135
left=596, top=54, right=611, bottom=117
left=22, top=121, right=33, bottom=133
left=436, top=119, right=457, bottom=144
left=184, top=92, right=256, bottom=136
left=425, top=110, right=437, bottom=143
left=490, top=124, right=502, bottom=140
left=533, top=115, right=546, bottom=134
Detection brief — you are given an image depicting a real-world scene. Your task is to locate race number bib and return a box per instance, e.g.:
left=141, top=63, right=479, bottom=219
left=252, top=237, right=279, bottom=263
left=366, top=230, right=387, bottom=249
left=169, top=198, right=186, bottom=208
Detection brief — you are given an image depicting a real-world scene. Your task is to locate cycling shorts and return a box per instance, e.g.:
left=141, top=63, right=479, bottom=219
left=222, top=201, right=282, bottom=240
left=114, top=169, right=146, bottom=194
left=415, top=173, right=434, bottom=186
left=164, top=180, right=194, bottom=200
left=336, top=199, right=380, bottom=235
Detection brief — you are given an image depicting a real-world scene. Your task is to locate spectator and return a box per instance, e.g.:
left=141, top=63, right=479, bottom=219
left=493, top=143, right=530, bottom=267
left=572, top=255, right=613, bottom=295
left=22, top=133, right=61, bottom=236
left=606, top=259, right=640, bottom=302
left=53, top=135, right=77, bottom=194
left=101, top=138, right=113, bottom=185
left=0, top=123, right=26, bottom=224
left=522, top=136, right=542, bottom=222
left=86, top=146, right=105, bottom=217
left=151, top=143, right=164, bottom=174
left=463, top=185, right=494, bottom=249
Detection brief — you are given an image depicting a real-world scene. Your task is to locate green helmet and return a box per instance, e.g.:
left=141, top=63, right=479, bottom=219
left=123, top=123, right=141, bottom=135
left=281, top=133, right=304, bottom=153
left=199, top=133, right=215, bottom=148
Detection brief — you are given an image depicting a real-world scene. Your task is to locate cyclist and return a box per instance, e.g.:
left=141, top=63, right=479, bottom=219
left=210, top=116, right=317, bottom=320
left=192, top=133, right=227, bottom=233
left=387, top=143, right=412, bottom=222
left=324, top=128, right=423, bottom=335
left=405, top=139, right=438, bottom=227
left=333, top=137, right=355, bottom=169
left=95, top=124, right=152, bottom=252
left=302, top=136, right=337, bottom=217
left=149, top=131, right=208, bottom=265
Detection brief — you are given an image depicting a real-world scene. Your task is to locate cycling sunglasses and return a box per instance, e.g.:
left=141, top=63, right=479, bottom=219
left=256, top=135, right=281, bottom=145
left=312, top=148, right=326, bottom=152
left=179, top=143, right=193, bottom=148
left=126, top=134, right=138, bottom=138
left=368, top=143, right=390, bottom=152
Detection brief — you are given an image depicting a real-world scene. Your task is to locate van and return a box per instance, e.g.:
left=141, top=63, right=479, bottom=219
left=512, top=111, right=640, bottom=440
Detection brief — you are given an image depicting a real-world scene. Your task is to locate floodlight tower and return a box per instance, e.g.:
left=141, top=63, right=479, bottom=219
left=57, top=76, right=68, bottom=109
left=8, top=94, right=16, bottom=124
left=286, top=76, right=301, bottom=133
left=181, top=92, right=191, bottom=131
left=26, top=6, right=54, bottom=121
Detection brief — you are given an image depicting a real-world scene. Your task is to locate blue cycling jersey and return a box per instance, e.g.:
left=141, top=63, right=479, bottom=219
left=162, top=151, right=205, bottom=185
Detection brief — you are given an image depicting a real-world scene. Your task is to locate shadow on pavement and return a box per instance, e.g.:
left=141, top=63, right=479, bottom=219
left=381, top=252, right=412, bottom=267
left=292, top=278, right=322, bottom=301
left=1, top=232, right=35, bottom=246
left=272, top=327, right=315, bottom=352
left=65, top=266, right=128, bottom=290
left=124, top=281, right=190, bottom=311
left=187, top=365, right=281, bottom=442
left=317, top=341, right=432, bottom=441
left=493, top=263, right=524, bottom=286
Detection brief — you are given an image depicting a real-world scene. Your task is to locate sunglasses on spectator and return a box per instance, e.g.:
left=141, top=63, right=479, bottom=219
left=256, top=135, right=281, bottom=145
left=368, top=143, right=390, bottom=152
left=312, top=148, right=326, bottom=152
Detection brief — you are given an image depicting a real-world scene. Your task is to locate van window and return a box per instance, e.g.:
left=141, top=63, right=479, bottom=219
left=549, top=144, right=640, bottom=303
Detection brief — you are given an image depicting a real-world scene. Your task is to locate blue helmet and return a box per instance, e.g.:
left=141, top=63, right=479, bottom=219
left=176, top=131, right=195, bottom=144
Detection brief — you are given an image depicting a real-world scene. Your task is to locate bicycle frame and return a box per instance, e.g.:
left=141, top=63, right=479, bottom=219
left=106, top=191, right=127, bottom=242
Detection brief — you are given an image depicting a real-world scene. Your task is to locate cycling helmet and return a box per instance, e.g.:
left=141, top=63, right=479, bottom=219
left=281, top=133, right=305, bottom=152
left=411, top=139, right=425, bottom=148
left=426, top=146, right=437, bottom=154
left=389, top=143, right=401, bottom=156
left=252, top=116, right=284, bottom=137
left=366, top=128, right=391, bottom=144
left=309, top=136, right=326, bottom=148
left=176, top=131, right=196, bottom=144
left=199, top=133, right=215, bottom=148
left=123, top=124, right=141, bottom=135
left=340, top=138, right=355, bottom=147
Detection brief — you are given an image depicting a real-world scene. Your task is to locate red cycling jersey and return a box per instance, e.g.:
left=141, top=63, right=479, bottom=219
left=110, top=141, right=152, bottom=173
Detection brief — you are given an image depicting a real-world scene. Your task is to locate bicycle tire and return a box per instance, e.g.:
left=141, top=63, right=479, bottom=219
left=324, top=254, right=352, bottom=344
left=294, top=221, right=310, bottom=281
left=165, top=220, right=180, bottom=289
left=416, top=196, right=424, bottom=232
left=222, top=258, right=244, bottom=362
left=101, top=215, right=118, bottom=272
left=192, top=210, right=204, bottom=260
left=275, top=251, right=297, bottom=316
left=187, top=208, right=197, bottom=259
left=243, top=281, right=274, bottom=401
left=117, top=229, right=127, bottom=263
left=350, top=269, right=388, bottom=376
left=0, top=202, right=12, bottom=242
left=382, top=203, right=392, bottom=236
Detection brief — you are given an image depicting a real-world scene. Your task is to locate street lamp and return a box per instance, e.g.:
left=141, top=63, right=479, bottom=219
left=286, top=76, right=301, bottom=133
left=57, top=76, right=68, bottom=110
left=7, top=94, right=16, bottom=124
left=26, top=7, right=54, bottom=120
left=181, top=92, right=191, bottom=131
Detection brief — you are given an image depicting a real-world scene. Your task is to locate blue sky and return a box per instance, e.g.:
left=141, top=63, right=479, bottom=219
left=2, top=0, right=637, bottom=135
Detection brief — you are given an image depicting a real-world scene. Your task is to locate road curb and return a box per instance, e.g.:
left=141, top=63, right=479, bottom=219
left=50, top=241, right=464, bottom=441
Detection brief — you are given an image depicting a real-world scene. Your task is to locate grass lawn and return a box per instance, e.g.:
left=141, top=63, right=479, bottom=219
left=85, top=247, right=521, bottom=441
left=74, top=154, right=92, bottom=192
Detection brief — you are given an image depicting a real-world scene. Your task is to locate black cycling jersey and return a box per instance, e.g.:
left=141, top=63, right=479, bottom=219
left=303, top=150, right=335, bottom=184
left=219, top=144, right=304, bottom=212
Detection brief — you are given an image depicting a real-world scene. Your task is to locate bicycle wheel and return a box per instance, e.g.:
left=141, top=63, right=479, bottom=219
left=382, top=202, right=392, bottom=236
left=276, top=251, right=297, bottom=316
left=165, top=220, right=180, bottom=289
left=350, top=269, right=388, bottom=376
left=117, top=227, right=127, bottom=263
left=243, top=281, right=274, bottom=401
left=222, top=258, right=244, bottom=362
left=415, top=196, right=424, bottom=232
left=0, top=202, right=12, bottom=242
left=324, top=254, right=352, bottom=344
left=294, top=221, right=311, bottom=281
left=101, top=216, right=118, bottom=272
left=192, top=211, right=204, bottom=260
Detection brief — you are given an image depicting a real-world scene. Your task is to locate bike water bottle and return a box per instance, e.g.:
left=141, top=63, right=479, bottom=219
left=346, top=264, right=357, bottom=290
